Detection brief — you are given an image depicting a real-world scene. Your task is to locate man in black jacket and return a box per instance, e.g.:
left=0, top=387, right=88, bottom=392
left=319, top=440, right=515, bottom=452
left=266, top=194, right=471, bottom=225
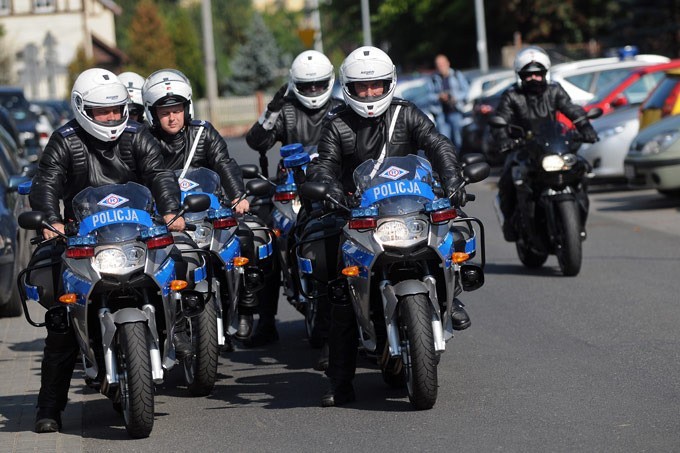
left=31, top=68, right=183, bottom=433
left=305, top=46, right=468, bottom=407
left=245, top=50, right=343, bottom=359
left=492, top=46, right=598, bottom=241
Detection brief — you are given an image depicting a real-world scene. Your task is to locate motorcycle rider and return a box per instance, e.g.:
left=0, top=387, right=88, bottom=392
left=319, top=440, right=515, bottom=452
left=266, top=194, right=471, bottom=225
left=118, top=71, right=146, bottom=123
left=142, top=68, right=252, bottom=346
left=30, top=68, right=184, bottom=433
left=305, top=46, right=468, bottom=407
left=492, top=46, right=598, bottom=242
left=245, top=50, right=343, bottom=358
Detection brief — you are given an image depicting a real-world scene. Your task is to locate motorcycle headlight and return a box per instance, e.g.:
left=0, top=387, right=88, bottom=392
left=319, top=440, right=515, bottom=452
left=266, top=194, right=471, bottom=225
left=541, top=154, right=577, bottom=172
left=93, top=245, right=145, bottom=274
left=640, top=131, right=680, bottom=156
left=292, top=196, right=302, bottom=214
left=374, top=218, right=427, bottom=247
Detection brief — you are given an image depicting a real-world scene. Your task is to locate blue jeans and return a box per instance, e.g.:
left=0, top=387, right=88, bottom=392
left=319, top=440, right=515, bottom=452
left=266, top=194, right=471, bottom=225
left=436, top=111, right=464, bottom=150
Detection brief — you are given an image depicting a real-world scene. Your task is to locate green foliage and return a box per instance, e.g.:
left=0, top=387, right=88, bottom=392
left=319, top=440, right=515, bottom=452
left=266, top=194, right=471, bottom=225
left=0, top=25, right=12, bottom=85
left=67, top=46, right=97, bottom=90
left=167, top=8, right=205, bottom=97
left=124, top=0, right=177, bottom=75
left=262, top=8, right=305, bottom=68
left=208, top=0, right=254, bottom=83
left=225, top=13, right=281, bottom=95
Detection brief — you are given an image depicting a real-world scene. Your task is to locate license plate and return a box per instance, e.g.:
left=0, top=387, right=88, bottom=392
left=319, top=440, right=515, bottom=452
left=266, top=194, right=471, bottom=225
left=624, top=164, right=635, bottom=180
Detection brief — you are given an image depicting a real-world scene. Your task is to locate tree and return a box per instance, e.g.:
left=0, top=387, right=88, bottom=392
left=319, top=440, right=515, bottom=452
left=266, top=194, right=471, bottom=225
left=125, top=0, right=177, bottom=76
left=225, top=13, right=281, bottom=95
left=0, top=25, right=12, bottom=85
left=168, top=7, right=205, bottom=97
left=67, top=45, right=97, bottom=90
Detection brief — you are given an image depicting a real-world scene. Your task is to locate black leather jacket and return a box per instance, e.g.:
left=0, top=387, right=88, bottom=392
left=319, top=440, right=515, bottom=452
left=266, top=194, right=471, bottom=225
left=307, top=99, right=462, bottom=197
left=491, top=82, right=589, bottom=144
left=149, top=119, right=245, bottom=200
left=246, top=96, right=345, bottom=151
left=29, top=119, right=181, bottom=224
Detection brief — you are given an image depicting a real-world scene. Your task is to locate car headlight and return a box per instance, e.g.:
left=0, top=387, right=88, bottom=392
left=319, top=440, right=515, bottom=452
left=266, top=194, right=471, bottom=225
left=541, top=154, right=577, bottom=172
left=598, top=125, right=625, bottom=140
left=374, top=218, right=427, bottom=247
left=93, top=245, right=145, bottom=274
left=640, top=131, right=680, bottom=156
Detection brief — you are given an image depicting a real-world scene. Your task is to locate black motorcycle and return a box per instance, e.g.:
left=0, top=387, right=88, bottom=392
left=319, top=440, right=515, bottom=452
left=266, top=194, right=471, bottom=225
left=489, top=109, right=601, bottom=276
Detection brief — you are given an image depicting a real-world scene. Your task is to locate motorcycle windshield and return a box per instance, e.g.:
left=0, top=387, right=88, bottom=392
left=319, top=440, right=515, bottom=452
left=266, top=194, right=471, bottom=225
left=72, top=182, right=155, bottom=242
left=531, top=121, right=572, bottom=154
left=353, top=156, right=435, bottom=215
left=175, top=167, right=223, bottom=221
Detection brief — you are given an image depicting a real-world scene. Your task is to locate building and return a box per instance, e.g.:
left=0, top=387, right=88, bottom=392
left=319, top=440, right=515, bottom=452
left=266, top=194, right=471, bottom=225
left=0, top=0, right=125, bottom=100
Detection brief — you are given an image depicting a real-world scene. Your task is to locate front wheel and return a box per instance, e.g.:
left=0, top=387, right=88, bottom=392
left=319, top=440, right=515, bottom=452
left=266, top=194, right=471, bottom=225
left=116, top=322, right=154, bottom=438
left=185, top=300, right=219, bottom=396
left=555, top=200, right=582, bottom=276
left=399, top=294, right=438, bottom=410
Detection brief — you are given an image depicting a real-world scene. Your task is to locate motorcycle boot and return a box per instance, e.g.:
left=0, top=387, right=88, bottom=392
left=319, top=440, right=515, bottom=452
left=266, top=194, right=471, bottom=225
left=314, top=342, right=329, bottom=371
left=321, top=379, right=356, bottom=407
left=35, top=407, right=62, bottom=433
left=173, top=318, right=193, bottom=360
left=502, top=219, right=518, bottom=242
left=452, top=300, right=471, bottom=331
left=235, top=295, right=256, bottom=341
left=322, top=302, right=359, bottom=407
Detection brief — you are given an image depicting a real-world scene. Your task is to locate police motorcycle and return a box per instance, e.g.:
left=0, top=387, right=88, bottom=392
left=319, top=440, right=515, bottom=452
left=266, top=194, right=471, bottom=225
left=300, top=154, right=490, bottom=409
left=489, top=108, right=601, bottom=276
left=17, top=182, right=210, bottom=438
left=243, top=143, right=339, bottom=349
left=175, top=167, right=265, bottom=349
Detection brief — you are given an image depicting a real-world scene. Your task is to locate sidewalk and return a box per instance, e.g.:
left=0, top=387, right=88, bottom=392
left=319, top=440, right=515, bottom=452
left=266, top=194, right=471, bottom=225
left=0, top=312, right=83, bottom=453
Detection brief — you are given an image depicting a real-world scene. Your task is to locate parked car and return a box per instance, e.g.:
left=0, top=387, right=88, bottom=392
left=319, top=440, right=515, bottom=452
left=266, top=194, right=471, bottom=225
left=585, top=60, right=680, bottom=116
left=623, top=113, right=680, bottom=197
left=33, top=99, right=73, bottom=127
left=637, top=68, right=680, bottom=130
left=0, top=135, right=36, bottom=317
left=579, top=104, right=640, bottom=183
left=462, top=68, right=515, bottom=113
left=0, top=86, right=43, bottom=159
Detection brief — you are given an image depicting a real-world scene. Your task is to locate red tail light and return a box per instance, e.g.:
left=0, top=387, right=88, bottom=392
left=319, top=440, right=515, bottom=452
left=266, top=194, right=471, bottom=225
left=213, top=217, right=237, bottom=229
left=349, top=218, right=377, bottom=229
left=430, top=208, right=458, bottom=223
left=147, top=234, right=174, bottom=249
left=274, top=192, right=296, bottom=201
left=66, top=247, right=94, bottom=259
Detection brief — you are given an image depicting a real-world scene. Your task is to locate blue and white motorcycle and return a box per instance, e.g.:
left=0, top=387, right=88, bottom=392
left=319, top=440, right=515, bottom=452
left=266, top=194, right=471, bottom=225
left=301, top=154, right=489, bottom=409
left=17, top=182, right=210, bottom=438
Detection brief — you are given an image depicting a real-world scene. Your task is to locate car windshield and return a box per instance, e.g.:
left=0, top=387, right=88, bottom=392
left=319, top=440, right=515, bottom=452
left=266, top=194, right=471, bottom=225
left=353, top=155, right=436, bottom=216
left=72, top=182, right=155, bottom=243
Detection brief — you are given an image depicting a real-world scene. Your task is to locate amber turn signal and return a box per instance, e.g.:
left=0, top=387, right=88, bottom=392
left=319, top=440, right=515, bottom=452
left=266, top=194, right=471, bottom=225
left=170, top=280, right=189, bottom=291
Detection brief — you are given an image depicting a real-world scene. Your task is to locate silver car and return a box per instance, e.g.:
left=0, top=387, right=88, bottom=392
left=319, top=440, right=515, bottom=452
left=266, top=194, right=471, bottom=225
left=580, top=105, right=639, bottom=182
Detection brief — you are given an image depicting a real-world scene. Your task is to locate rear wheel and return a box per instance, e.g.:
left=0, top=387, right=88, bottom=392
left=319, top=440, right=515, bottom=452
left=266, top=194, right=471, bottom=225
left=399, top=294, right=438, bottom=410
left=555, top=201, right=582, bottom=277
left=184, top=300, right=219, bottom=396
left=116, top=322, right=154, bottom=438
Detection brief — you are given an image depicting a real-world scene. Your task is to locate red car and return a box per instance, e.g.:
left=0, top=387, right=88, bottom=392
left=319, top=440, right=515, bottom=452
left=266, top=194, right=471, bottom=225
left=585, top=59, right=680, bottom=115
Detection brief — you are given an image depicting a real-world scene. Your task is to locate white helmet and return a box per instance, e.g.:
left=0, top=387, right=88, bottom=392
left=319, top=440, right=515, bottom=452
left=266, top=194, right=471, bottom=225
left=142, top=68, right=193, bottom=127
left=289, top=50, right=335, bottom=110
left=513, top=46, right=552, bottom=87
left=71, top=68, right=129, bottom=142
left=339, top=46, right=396, bottom=118
left=118, top=71, right=145, bottom=109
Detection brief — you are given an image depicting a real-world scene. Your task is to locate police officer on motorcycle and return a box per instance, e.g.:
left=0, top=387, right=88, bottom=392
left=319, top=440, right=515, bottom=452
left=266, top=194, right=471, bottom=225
left=304, top=46, right=468, bottom=407
left=245, top=50, right=343, bottom=355
left=492, top=46, right=599, bottom=242
left=30, top=68, right=184, bottom=433
left=142, top=69, right=251, bottom=347
left=118, top=71, right=147, bottom=124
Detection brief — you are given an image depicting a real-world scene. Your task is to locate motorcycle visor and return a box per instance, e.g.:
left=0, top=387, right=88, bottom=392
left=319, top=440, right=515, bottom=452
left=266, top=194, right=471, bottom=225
left=345, top=79, right=392, bottom=103
left=85, top=104, right=128, bottom=128
left=294, top=79, right=331, bottom=96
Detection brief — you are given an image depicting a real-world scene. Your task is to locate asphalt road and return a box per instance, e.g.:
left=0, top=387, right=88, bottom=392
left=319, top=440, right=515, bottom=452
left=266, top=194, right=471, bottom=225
left=15, top=138, right=680, bottom=451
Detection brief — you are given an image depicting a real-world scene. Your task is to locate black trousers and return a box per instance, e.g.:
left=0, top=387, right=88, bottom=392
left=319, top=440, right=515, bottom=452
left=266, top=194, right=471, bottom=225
left=37, top=326, right=78, bottom=410
left=498, top=152, right=517, bottom=220
left=325, top=302, right=359, bottom=384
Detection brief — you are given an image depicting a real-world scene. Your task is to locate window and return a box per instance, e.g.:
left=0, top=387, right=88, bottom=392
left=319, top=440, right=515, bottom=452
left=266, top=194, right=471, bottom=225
left=624, top=73, right=665, bottom=105
left=34, top=0, right=55, bottom=13
left=0, top=0, right=10, bottom=15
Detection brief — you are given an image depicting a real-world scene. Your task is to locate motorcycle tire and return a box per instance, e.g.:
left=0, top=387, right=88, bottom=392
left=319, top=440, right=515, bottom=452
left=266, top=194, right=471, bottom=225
left=399, top=294, right=438, bottom=410
left=515, top=239, right=548, bottom=269
left=116, top=321, right=154, bottom=439
left=185, top=299, right=219, bottom=396
left=555, top=200, right=582, bottom=277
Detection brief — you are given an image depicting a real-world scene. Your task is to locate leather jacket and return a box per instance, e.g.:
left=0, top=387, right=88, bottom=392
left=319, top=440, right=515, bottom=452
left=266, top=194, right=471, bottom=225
left=150, top=119, right=245, bottom=200
left=307, top=99, right=462, bottom=198
left=246, top=97, right=345, bottom=151
left=29, top=119, right=181, bottom=224
left=491, top=82, right=589, bottom=144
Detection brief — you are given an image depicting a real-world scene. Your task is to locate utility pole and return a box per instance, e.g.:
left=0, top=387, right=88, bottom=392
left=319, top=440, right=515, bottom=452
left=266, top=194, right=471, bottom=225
left=474, top=0, right=489, bottom=72
left=201, top=0, right=218, bottom=125
left=361, top=0, right=372, bottom=46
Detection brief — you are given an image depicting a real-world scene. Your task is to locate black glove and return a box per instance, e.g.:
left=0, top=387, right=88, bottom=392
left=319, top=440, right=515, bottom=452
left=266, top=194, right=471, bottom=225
left=267, top=84, right=289, bottom=112
left=577, top=123, right=599, bottom=143
left=448, top=187, right=467, bottom=208
left=497, top=137, right=516, bottom=153
left=324, top=189, right=346, bottom=212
